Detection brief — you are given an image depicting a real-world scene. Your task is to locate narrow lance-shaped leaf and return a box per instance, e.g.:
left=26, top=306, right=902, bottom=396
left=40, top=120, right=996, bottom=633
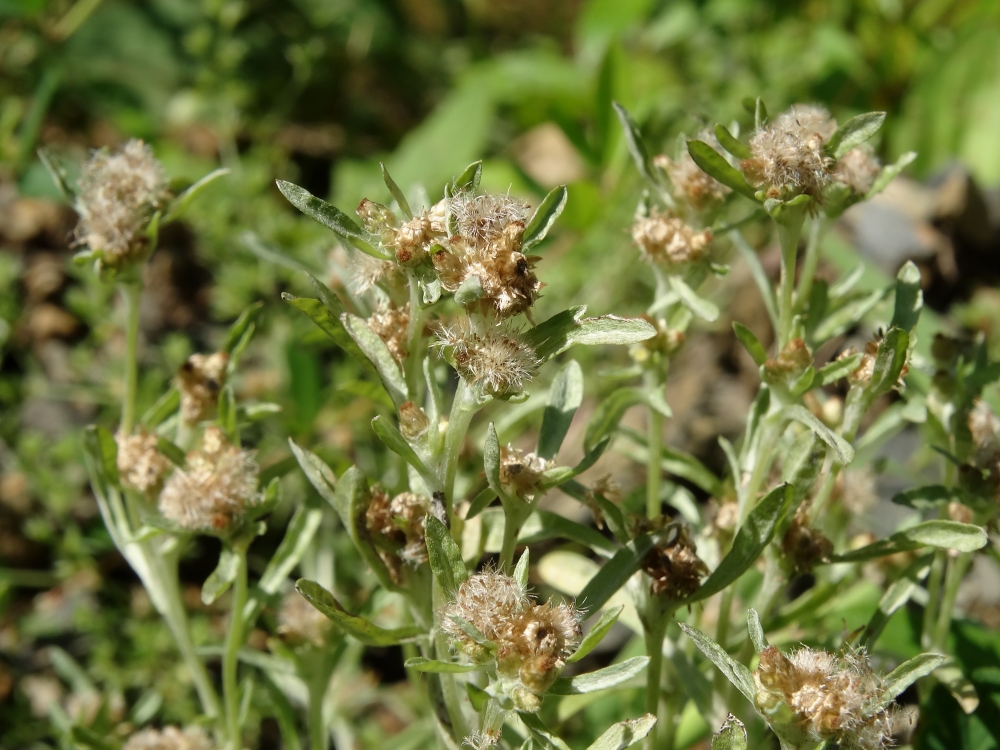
left=332, top=467, right=399, bottom=592
left=825, top=112, right=886, bottom=160
left=404, top=657, right=482, bottom=673
left=687, top=140, right=758, bottom=202
left=669, top=275, right=719, bottom=322
left=371, top=415, right=435, bottom=487
left=585, top=715, right=657, bottom=750
left=537, top=360, right=583, bottom=460
left=523, top=185, right=568, bottom=251
left=282, top=292, right=376, bottom=377
left=714, top=124, right=752, bottom=160
left=577, top=534, right=656, bottom=617
left=878, top=653, right=948, bottom=709
left=679, top=624, right=756, bottom=704
left=568, top=605, right=624, bottom=663
left=549, top=656, right=649, bottom=695
left=380, top=162, right=412, bottom=219
left=288, top=439, right=338, bottom=508
left=222, top=302, right=264, bottom=355
left=867, top=327, right=909, bottom=400
left=785, top=405, right=854, bottom=465
left=296, top=579, right=423, bottom=645
left=829, top=520, right=987, bottom=563
left=424, top=515, right=468, bottom=598
left=585, top=387, right=669, bottom=453
left=525, top=307, right=658, bottom=362
left=513, top=548, right=530, bottom=589
left=453, top=160, right=483, bottom=192
left=164, top=168, right=230, bottom=222
left=747, top=609, right=767, bottom=654
left=613, top=102, right=659, bottom=188
left=202, top=548, right=240, bottom=605
left=890, top=261, right=922, bottom=334
left=342, top=313, right=408, bottom=406
left=733, top=322, right=766, bottom=366
left=484, top=422, right=510, bottom=504
left=276, top=180, right=384, bottom=258
left=711, top=715, right=748, bottom=750
left=859, top=555, right=932, bottom=649
left=868, top=151, right=916, bottom=199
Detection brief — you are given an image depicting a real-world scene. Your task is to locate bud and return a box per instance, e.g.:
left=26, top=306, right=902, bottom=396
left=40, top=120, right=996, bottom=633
left=356, top=199, right=398, bottom=248
left=399, top=401, right=431, bottom=439
left=116, top=428, right=173, bottom=494
left=440, top=570, right=529, bottom=663
left=393, top=214, right=433, bottom=265
left=177, top=351, right=229, bottom=425
left=641, top=523, right=709, bottom=598
left=764, top=338, right=813, bottom=381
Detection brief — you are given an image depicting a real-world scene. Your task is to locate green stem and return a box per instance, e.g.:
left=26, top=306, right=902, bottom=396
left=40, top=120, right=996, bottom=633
left=120, top=281, right=142, bottom=434
left=795, top=216, right=825, bottom=316
left=405, top=273, right=428, bottom=399
left=645, top=371, right=663, bottom=522
left=308, top=670, right=328, bottom=750
left=921, top=550, right=947, bottom=649
left=440, top=379, right=480, bottom=513
left=775, top=210, right=806, bottom=349
left=223, top=550, right=249, bottom=750
left=498, top=504, right=528, bottom=573
left=643, top=624, right=665, bottom=750
left=932, top=552, right=971, bottom=649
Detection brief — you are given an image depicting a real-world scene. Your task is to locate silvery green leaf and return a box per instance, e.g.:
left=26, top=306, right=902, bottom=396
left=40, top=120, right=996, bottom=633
left=613, top=102, right=660, bottom=188
left=404, top=657, right=483, bottom=673
left=466, top=683, right=489, bottom=712
left=577, top=534, right=655, bottom=617
left=878, top=653, right=948, bottom=709
left=859, top=555, right=931, bottom=649
left=342, top=313, right=408, bottom=406
left=282, top=293, right=376, bottom=377
left=164, top=168, right=229, bottom=222
left=891, top=261, right=922, bottom=334
left=454, top=275, right=484, bottom=305
left=868, top=151, right=917, bottom=199
left=711, top=715, right=748, bottom=750
left=714, top=124, right=752, bottom=160
left=568, top=605, right=624, bottom=663
left=679, top=624, right=755, bottom=704
left=585, top=714, right=657, bottom=750
left=257, top=506, right=323, bottom=596
left=484, top=422, right=509, bottom=504
left=669, top=275, right=719, bottom=322
left=754, top=97, right=768, bottom=130
left=686, top=484, right=791, bottom=603
left=826, top=112, right=886, bottom=160
left=288, top=439, right=338, bottom=507
left=687, top=140, right=758, bottom=201
left=371, top=415, right=434, bottom=484
left=202, top=548, right=240, bottom=605
left=523, top=185, right=568, bottom=251
left=331, top=466, right=399, bottom=591
left=425, top=515, right=467, bottom=598
left=537, top=360, right=584, bottom=460
left=784, top=405, right=854, bottom=465
left=747, top=609, right=767, bottom=654
left=539, top=436, right=610, bottom=492
left=296, top=579, right=423, bottom=645
left=868, top=327, right=909, bottom=398
left=830, top=521, right=987, bottom=563
left=276, top=180, right=385, bottom=258
left=513, top=548, right=530, bottom=588
left=380, top=162, right=412, bottom=219
left=733, top=322, right=766, bottom=365
left=549, top=656, right=649, bottom=695
left=453, top=160, right=483, bottom=192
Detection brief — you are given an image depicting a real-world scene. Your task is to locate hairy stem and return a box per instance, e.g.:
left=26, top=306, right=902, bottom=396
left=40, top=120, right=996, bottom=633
left=795, top=215, right=826, bottom=315
left=223, top=550, right=249, bottom=750
left=643, top=624, right=665, bottom=750
left=775, top=209, right=806, bottom=349
left=440, top=379, right=480, bottom=514
left=119, top=281, right=142, bottom=434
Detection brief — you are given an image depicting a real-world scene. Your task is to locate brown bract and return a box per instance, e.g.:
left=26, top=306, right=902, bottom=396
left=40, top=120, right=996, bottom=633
left=781, top=505, right=833, bottom=574
left=499, top=445, right=550, bottom=501
left=642, top=524, right=709, bottom=598
left=177, top=352, right=229, bottom=424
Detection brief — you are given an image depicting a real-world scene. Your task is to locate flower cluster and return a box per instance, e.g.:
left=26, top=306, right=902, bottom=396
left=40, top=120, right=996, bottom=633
left=498, top=445, right=550, bottom=501
left=177, top=352, right=229, bottom=425
left=367, top=302, right=410, bottom=363
left=74, top=140, right=168, bottom=271
left=631, top=211, right=712, bottom=266
left=655, top=128, right=732, bottom=210
left=116, top=428, right=173, bottom=494
left=435, top=318, right=539, bottom=397
left=439, top=570, right=581, bottom=712
left=158, top=426, right=260, bottom=534
left=365, top=487, right=432, bottom=578
left=122, top=726, right=214, bottom=750
left=640, top=522, right=709, bottom=598
left=754, top=645, right=891, bottom=750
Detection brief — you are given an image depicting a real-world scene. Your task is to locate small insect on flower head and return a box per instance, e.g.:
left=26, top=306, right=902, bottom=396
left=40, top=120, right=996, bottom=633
left=176, top=351, right=229, bottom=425
left=122, top=726, right=215, bottom=750
left=435, top=319, right=540, bottom=397
left=74, top=139, right=168, bottom=271
left=741, top=104, right=837, bottom=200
left=116, top=428, right=173, bottom=494
left=157, top=426, right=260, bottom=535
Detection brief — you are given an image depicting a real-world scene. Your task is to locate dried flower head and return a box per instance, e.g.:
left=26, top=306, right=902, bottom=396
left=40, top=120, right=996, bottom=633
left=842, top=339, right=908, bottom=389
left=74, top=140, right=168, bottom=270
left=440, top=569, right=530, bottom=659
left=834, top=145, right=881, bottom=195
left=365, top=487, right=432, bottom=578
left=367, top=302, right=410, bottom=363
left=642, top=523, right=709, bottom=598
left=499, top=446, right=550, bottom=501
left=764, top=338, right=813, bottom=380
left=116, top=428, right=173, bottom=494
left=450, top=192, right=529, bottom=248
left=177, top=352, right=229, bottom=424
left=436, top=319, right=540, bottom=396
left=631, top=211, right=712, bottom=266
left=356, top=198, right=398, bottom=247
left=158, top=426, right=260, bottom=534
left=742, top=105, right=837, bottom=199
left=277, top=590, right=332, bottom=647
left=501, top=601, right=582, bottom=696
left=754, top=645, right=890, bottom=750
left=122, top=726, right=214, bottom=750
left=393, top=213, right=438, bottom=265
left=781, top=505, right=833, bottom=574
left=464, top=730, right=501, bottom=750
left=350, top=252, right=400, bottom=294
left=656, top=129, right=732, bottom=209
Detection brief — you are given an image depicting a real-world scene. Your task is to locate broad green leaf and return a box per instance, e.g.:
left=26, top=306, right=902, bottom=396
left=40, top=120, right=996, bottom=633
left=891, top=261, right=922, bottom=334
left=523, top=185, right=568, bottom=251
left=878, top=653, right=947, bottom=708
left=784, top=405, right=854, bottom=465
left=288, top=439, right=338, bottom=508
left=733, top=322, right=767, bottom=366
left=514, top=548, right=530, bottom=588
left=577, top=534, right=655, bottom=617
left=714, top=124, right=752, bottom=160
left=613, top=102, right=659, bottom=187
left=425, top=515, right=467, bottom=598
left=404, top=657, right=482, bottom=673
left=669, top=275, right=719, bottom=322
left=868, top=151, right=916, bottom=199
left=585, top=714, right=657, bottom=750
left=371, top=415, right=433, bottom=481
left=687, top=140, right=758, bottom=201
left=747, top=609, right=766, bottom=654
left=380, top=162, right=412, bottom=219
left=164, top=168, right=230, bottom=222
left=296, top=579, right=423, bottom=645
left=859, top=556, right=932, bottom=649
left=568, top=605, right=624, bottom=663
left=549, top=656, right=649, bottom=695
left=342, top=313, right=408, bottom=406
left=584, top=387, right=670, bottom=452
left=679, top=624, right=755, bottom=704
left=711, top=715, right=748, bottom=750
left=829, top=521, right=987, bottom=563
left=276, top=180, right=384, bottom=258
left=826, top=112, right=886, bottom=160
left=537, top=360, right=583, bottom=460
left=202, top=548, right=240, bottom=605
left=686, top=484, right=791, bottom=604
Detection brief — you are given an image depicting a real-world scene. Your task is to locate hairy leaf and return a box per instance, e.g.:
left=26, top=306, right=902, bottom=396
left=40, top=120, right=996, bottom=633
left=687, top=140, right=757, bottom=201
left=537, top=360, right=584, bottom=460
left=523, top=185, right=568, bottom=251
left=549, top=656, right=649, bottom=694
left=679, top=624, right=755, bottom=704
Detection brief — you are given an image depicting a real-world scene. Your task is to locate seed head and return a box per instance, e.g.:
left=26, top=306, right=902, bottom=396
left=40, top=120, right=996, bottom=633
left=764, top=338, right=813, bottom=380
left=781, top=505, right=833, bottom=574
left=642, top=523, right=709, bottom=598
left=122, top=726, right=214, bottom=750
left=277, top=590, right=332, bottom=647
left=631, top=211, right=712, bottom=266
left=440, top=569, right=530, bottom=650
left=499, top=445, right=550, bottom=501
left=834, top=146, right=881, bottom=196
left=656, top=129, right=732, bottom=209
left=436, top=319, right=540, bottom=396
left=116, top=428, right=173, bottom=494
left=742, top=105, right=837, bottom=200
left=367, top=302, right=410, bottom=363
left=74, top=140, right=168, bottom=270
left=177, top=352, right=229, bottom=425
left=450, top=192, right=529, bottom=249
left=393, top=213, right=436, bottom=265
left=158, top=426, right=260, bottom=535
left=500, top=602, right=582, bottom=694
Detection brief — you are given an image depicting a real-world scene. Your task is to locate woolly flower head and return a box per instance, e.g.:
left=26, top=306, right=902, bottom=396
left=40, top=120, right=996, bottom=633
left=122, top=726, right=214, bottom=750
left=116, top=428, right=173, bottom=494
left=350, top=252, right=400, bottom=294
left=365, top=487, right=432, bottom=580
left=754, top=645, right=890, bottom=750
left=499, top=445, right=550, bottom=501
left=158, top=426, right=260, bottom=535
left=631, top=211, right=712, bottom=266
left=450, top=192, right=529, bottom=249
left=641, top=523, right=709, bottom=598
left=177, top=352, right=229, bottom=425
left=742, top=104, right=837, bottom=200
left=74, top=140, right=168, bottom=270
left=655, top=129, right=732, bottom=209
left=780, top=504, right=833, bottom=574
left=367, top=303, right=410, bottom=363
left=834, top=145, right=882, bottom=195
left=277, top=590, right=332, bottom=647
left=440, top=569, right=530, bottom=650
left=436, top=319, right=539, bottom=396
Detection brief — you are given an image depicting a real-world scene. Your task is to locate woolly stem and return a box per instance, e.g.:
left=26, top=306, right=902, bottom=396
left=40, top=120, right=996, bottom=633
left=643, top=623, right=665, bottom=750
left=441, top=379, right=481, bottom=514
left=223, top=550, right=249, bottom=750
left=775, top=208, right=806, bottom=349
left=119, top=281, right=142, bottom=434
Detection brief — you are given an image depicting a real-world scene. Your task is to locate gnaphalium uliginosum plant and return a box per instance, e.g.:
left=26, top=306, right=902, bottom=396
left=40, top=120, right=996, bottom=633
left=575, top=98, right=992, bottom=750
